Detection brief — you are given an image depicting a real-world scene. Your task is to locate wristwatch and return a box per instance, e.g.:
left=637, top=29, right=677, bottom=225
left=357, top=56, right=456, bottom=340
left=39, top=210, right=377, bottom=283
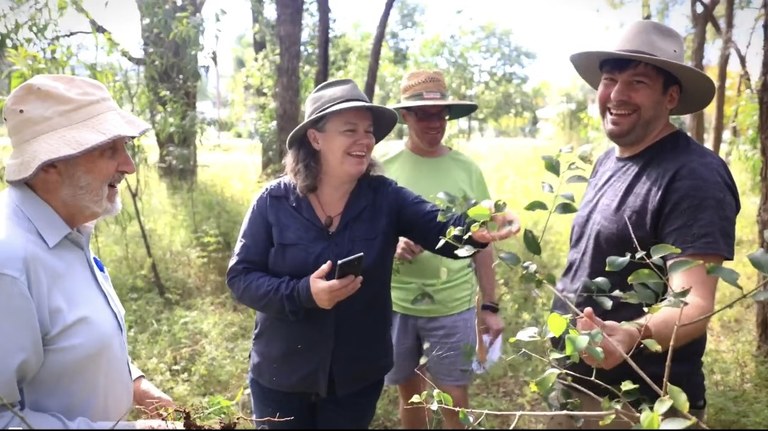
left=480, top=302, right=500, bottom=314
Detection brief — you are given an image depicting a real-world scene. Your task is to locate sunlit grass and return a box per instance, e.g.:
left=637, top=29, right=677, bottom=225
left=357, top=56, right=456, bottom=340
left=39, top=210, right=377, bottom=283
left=1, top=125, right=766, bottom=428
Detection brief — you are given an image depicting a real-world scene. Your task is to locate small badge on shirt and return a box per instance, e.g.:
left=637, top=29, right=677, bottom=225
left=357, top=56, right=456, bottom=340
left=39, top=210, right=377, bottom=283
left=93, top=256, right=106, bottom=274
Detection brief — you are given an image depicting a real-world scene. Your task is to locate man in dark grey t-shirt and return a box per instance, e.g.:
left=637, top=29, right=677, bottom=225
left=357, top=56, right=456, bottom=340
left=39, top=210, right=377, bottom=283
left=547, top=20, right=740, bottom=429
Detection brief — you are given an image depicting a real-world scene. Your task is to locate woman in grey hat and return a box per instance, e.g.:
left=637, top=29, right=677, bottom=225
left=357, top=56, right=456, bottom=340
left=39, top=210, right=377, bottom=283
left=226, top=79, right=520, bottom=429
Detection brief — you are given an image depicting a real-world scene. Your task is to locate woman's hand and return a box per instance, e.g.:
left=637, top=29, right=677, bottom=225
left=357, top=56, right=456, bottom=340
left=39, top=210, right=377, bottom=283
left=469, top=200, right=521, bottom=243
left=309, top=261, right=363, bottom=309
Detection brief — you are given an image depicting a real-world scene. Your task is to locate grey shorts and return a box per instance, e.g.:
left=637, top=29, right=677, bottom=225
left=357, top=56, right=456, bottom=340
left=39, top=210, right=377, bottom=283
left=385, top=308, right=477, bottom=387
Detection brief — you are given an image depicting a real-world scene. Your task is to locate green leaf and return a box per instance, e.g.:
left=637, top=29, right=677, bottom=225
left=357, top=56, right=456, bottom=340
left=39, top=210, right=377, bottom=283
left=454, top=245, right=476, bottom=257
left=564, top=334, right=590, bottom=355
left=592, top=277, right=611, bottom=292
left=523, top=229, right=541, bottom=256
left=650, top=244, right=681, bottom=259
left=640, top=409, right=661, bottom=429
left=547, top=313, right=569, bottom=337
left=653, top=396, right=674, bottom=415
left=706, top=264, right=742, bottom=290
left=627, top=268, right=664, bottom=284
left=466, top=204, right=491, bottom=222
left=524, top=200, right=549, bottom=211
left=641, top=338, right=662, bottom=353
left=554, top=202, right=578, bottom=214
left=458, top=409, right=473, bottom=427
left=541, top=181, right=555, bottom=193
left=660, top=417, right=698, bottom=429
left=633, top=284, right=660, bottom=304
left=514, top=326, right=540, bottom=341
left=559, top=192, right=575, bottom=203
left=493, top=200, right=507, bottom=212
left=620, top=380, right=639, bottom=392
left=542, top=155, right=561, bottom=177
left=566, top=174, right=589, bottom=184
left=584, top=344, right=604, bottom=362
left=666, top=383, right=689, bottom=413
left=499, top=251, right=522, bottom=267
left=606, top=254, right=630, bottom=271
left=753, top=290, right=768, bottom=302
left=747, top=248, right=768, bottom=274
left=408, top=393, right=423, bottom=404
left=593, top=296, right=613, bottom=310
left=532, top=368, right=560, bottom=394
left=668, top=259, right=702, bottom=275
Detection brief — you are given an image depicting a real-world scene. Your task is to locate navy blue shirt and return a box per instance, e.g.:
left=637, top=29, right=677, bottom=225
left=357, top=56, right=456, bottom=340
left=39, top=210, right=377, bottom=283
left=552, top=130, right=740, bottom=406
left=227, top=174, right=483, bottom=397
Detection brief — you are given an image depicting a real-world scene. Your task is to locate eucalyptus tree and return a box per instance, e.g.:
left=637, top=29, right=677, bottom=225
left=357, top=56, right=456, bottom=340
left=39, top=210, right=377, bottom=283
left=134, top=0, right=205, bottom=184
left=413, top=24, right=536, bottom=138
left=364, top=0, right=396, bottom=100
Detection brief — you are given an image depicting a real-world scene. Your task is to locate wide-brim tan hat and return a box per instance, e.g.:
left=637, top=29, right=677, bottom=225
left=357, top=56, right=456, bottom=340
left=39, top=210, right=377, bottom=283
left=569, top=20, right=715, bottom=116
left=390, top=70, right=478, bottom=122
left=286, top=79, right=398, bottom=150
left=3, top=74, right=150, bottom=182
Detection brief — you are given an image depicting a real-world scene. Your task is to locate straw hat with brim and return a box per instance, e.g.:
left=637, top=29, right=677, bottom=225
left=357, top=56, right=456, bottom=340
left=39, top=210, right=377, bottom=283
left=390, top=70, right=478, bottom=123
left=2, top=74, right=150, bottom=183
left=286, top=79, right=398, bottom=150
left=569, top=20, right=715, bottom=116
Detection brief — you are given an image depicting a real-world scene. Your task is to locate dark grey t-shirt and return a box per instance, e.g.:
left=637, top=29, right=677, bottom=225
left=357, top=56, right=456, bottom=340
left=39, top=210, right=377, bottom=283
left=552, top=129, right=740, bottom=405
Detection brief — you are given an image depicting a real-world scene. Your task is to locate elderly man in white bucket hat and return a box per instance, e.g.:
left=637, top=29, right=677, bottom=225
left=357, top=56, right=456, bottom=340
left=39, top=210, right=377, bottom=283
left=0, top=74, right=176, bottom=429
left=378, top=69, right=505, bottom=429
left=547, top=20, right=740, bottom=429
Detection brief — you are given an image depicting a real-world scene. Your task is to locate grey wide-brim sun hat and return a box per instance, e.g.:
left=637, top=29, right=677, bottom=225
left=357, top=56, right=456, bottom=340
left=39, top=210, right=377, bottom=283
left=390, top=70, right=478, bottom=123
left=569, top=20, right=715, bottom=116
left=286, top=79, right=399, bottom=150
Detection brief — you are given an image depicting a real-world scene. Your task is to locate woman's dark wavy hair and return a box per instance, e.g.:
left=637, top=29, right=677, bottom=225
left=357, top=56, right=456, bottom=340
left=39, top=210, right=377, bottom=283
left=284, top=111, right=381, bottom=196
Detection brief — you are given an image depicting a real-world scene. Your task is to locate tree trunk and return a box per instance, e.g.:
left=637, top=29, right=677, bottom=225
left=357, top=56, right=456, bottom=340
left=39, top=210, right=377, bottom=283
left=688, top=0, right=719, bottom=144
left=711, top=0, right=733, bottom=156
left=250, top=0, right=267, bottom=54
left=315, top=0, right=329, bottom=87
left=136, top=0, right=204, bottom=184
left=364, top=0, right=396, bottom=101
left=266, top=0, right=303, bottom=175
left=756, top=0, right=768, bottom=355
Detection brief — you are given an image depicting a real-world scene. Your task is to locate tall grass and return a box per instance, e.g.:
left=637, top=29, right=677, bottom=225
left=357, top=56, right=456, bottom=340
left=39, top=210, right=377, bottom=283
left=0, top=130, right=766, bottom=428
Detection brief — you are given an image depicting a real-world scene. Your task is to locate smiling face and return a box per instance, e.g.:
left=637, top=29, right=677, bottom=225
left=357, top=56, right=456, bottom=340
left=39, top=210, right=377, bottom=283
left=400, top=106, right=450, bottom=157
left=597, top=61, right=679, bottom=155
left=56, top=137, right=137, bottom=225
left=307, top=108, right=376, bottom=183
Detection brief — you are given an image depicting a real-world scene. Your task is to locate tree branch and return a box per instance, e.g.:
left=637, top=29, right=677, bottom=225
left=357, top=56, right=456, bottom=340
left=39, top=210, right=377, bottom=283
left=70, top=0, right=145, bottom=66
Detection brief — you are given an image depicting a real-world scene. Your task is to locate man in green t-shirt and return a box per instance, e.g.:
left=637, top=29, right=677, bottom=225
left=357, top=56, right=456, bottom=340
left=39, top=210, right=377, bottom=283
left=379, top=70, right=503, bottom=429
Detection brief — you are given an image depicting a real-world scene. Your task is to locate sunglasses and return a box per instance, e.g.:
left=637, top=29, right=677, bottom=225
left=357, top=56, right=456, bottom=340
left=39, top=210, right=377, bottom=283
left=406, top=108, right=450, bottom=122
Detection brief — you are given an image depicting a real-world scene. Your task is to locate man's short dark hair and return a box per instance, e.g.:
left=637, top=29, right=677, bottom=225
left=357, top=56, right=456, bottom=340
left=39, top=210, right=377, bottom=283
left=599, top=58, right=682, bottom=94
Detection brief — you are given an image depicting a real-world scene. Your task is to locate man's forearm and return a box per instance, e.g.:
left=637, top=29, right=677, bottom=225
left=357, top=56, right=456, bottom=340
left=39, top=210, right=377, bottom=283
left=472, top=247, right=497, bottom=302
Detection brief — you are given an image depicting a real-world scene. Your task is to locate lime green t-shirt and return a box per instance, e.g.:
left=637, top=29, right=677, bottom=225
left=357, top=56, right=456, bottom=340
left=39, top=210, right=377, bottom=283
left=379, top=146, right=491, bottom=317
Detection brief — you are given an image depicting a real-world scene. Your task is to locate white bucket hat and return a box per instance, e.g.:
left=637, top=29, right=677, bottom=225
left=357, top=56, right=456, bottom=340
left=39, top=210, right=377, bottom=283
left=569, top=20, right=716, bottom=116
left=2, top=74, right=151, bottom=182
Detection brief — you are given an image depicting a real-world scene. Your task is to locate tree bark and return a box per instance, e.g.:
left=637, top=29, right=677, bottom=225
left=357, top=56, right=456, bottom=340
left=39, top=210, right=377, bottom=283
left=688, top=0, right=720, bottom=144
left=267, top=0, right=303, bottom=175
left=364, top=0, right=396, bottom=101
left=315, top=0, right=329, bottom=87
left=711, top=0, right=733, bottom=156
left=756, top=0, right=768, bottom=355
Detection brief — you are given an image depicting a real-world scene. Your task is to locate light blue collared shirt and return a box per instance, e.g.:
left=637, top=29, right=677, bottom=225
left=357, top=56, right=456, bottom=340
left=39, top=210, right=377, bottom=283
left=0, top=184, right=141, bottom=428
